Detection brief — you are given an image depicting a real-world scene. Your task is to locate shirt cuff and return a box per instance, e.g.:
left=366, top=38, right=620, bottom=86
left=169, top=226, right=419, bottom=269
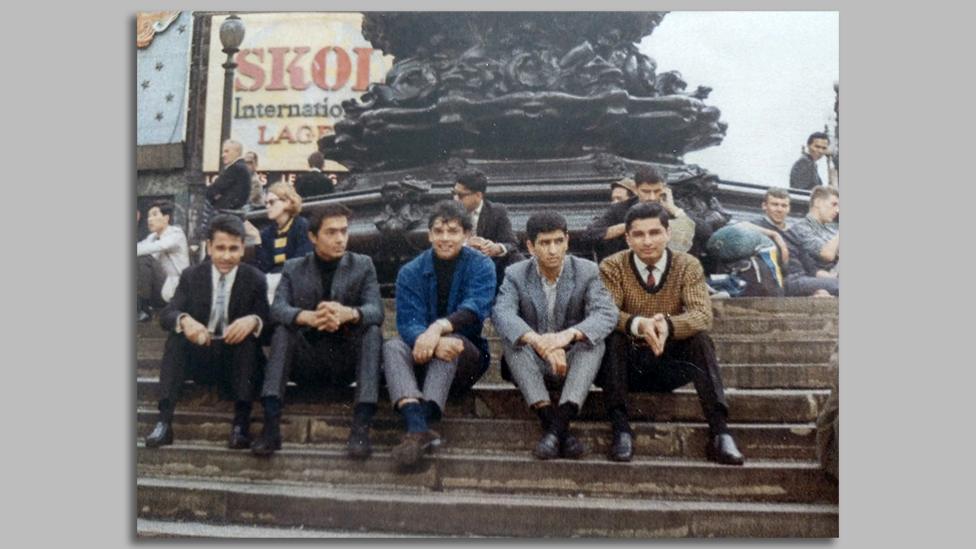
left=251, top=315, right=263, bottom=338
left=496, top=243, right=508, bottom=257
left=174, top=313, right=189, bottom=334
left=628, top=316, right=644, bottom=337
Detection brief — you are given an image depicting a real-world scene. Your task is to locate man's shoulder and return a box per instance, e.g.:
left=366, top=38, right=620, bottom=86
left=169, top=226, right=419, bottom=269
left=567, top=254, right=600, bottom=277
left=601, top=249, right=631, bottom=269
left=344, top=251, right=376, bottom=269
left=281, top=254, right=314, bottom=274
left=483, top=199, right=509, bottom=216
left=236, top=262, right=266, bottom=284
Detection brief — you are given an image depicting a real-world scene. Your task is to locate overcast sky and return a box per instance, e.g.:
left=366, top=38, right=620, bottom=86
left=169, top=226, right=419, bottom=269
left=640, top=11, right=839, bottom=188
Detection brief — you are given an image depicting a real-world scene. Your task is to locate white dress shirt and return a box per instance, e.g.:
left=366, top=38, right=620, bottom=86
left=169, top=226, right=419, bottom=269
left=137, top=225, right=189, bottom=302
left=175, top=264, right=263, bottom=339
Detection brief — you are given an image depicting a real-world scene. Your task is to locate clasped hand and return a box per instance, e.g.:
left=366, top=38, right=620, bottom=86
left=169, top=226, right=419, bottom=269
left=637, top=314, right=670, bottom=357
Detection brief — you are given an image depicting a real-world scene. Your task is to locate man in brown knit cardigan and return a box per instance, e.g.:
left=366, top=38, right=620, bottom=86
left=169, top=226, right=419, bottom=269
left=597, top=202, right=745, bottom=465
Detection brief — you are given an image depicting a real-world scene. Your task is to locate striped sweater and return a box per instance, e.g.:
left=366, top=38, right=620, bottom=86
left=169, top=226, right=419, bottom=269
left=599, top=249, right=712, bottom=340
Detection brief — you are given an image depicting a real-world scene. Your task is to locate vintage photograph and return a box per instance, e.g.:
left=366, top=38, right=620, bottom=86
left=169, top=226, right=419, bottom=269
left=135, top=10, right=839, bottom=538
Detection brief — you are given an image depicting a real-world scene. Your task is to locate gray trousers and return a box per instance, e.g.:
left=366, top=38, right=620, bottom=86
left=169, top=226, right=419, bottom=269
left=382, top=335, right=484, bottom=411
left=261, top=323, right=382, bottom=405
left=504, top=341, right=604, bottom=409
left=786, top=275, right=839, bottom=296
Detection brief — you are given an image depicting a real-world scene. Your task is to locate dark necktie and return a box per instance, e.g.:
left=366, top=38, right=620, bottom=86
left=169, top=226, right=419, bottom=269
left=646, top=269, right=656, bottom=288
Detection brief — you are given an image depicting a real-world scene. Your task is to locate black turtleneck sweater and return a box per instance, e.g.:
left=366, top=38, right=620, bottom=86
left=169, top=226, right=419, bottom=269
left=433, top=255, right=477, bottom=328
left=314, top=253, right=342, bottom=297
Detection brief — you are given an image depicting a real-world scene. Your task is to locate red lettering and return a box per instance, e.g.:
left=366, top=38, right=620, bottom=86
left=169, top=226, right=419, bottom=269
left=235, top=49, right=265, bottom=91
left=312, top=47, right=352, bottom=91
left=257, top=125, right=275, bottom=145
left=353, top=47, right=373, bottom=92
left=317, top=125, right=333, bottom=138
left=266, top=47, right=290, bottom=91
left=286, top=47, right=311, bottom=90
left=296, top=126, right=314, bottom=144
left=277, top=126, right=295, bottom=144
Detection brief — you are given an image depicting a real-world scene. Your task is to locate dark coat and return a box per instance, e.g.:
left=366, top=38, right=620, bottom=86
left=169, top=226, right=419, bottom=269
left=160, top=260, right=271, bottom=344
left=294, top=170, right=335, bottom=199
left=271, top=252, right=384, bottom=329
left=206, top=158, right=251, bottom=210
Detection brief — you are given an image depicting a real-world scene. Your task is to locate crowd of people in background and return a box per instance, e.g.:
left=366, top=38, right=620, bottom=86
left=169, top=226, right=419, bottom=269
left=136, top=133, right=838, bottom=474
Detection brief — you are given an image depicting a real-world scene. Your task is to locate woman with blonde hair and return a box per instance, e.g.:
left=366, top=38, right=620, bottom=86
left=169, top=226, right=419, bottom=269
left=258, top=182, right=312, bottom=300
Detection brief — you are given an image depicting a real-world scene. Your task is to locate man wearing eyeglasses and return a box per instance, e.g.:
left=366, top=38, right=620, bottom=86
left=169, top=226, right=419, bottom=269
left=452, top=169, right=522, bottom=290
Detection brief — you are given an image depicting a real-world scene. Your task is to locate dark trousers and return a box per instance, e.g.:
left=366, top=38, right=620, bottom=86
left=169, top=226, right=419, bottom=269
left=261, top=323, right=382, bottom=405
left=596, top=331, right=730, bottom=435
left=157, top=333, right=263, bottom=412
left=136, top=255, right=166, bottom=307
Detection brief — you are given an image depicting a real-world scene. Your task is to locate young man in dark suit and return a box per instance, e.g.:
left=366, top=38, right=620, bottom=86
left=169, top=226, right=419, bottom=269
left=145, top=214, right=269, bottom=450
left=451, top=168, right=522, bottom=290
left=251, top=204, right=384, bottom=459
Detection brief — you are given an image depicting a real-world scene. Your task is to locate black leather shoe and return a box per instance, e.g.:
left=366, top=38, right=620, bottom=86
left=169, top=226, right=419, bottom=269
left=250, top=427, right=282, bottom=457
left=706, top=433, right=745, bottom=466
left=346, top=424, right=372, bottom=460
left=560, top=433, right=585, bottom=459
left=533, top=432, right=560, bottom=460
left=145, top=421, right=173, bottom=448
left=609, top=430, right=634, bottom=462
left=228, top=424, right=252, bottom=449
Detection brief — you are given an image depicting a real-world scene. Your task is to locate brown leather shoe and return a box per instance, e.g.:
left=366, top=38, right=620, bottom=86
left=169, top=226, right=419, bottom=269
left=392, top=430, right=441, bottom=468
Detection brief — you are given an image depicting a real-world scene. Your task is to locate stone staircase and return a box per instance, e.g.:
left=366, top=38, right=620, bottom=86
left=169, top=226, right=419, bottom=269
left=135, top=297, right=839, bottom=538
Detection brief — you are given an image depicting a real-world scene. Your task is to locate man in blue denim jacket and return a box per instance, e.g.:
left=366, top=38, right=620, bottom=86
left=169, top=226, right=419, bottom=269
left=382, top=200, right=496, bottom=468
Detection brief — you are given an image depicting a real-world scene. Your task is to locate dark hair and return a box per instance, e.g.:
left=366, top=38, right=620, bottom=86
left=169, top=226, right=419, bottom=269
left=764, top=187, right=790, bottom=202
left=525, top=212, right=568, bottom=243
left=809, top=186, right=839, bottom=207
left=308, top=203, right=352, bottom=233
left=207, top=214, right=245, bottom=241
left=456, top=169, right=488, bottom=193
left=807, top=132, right=829, bottom=145
left=308, top=151, right=325, bottom=169
left=633, top=166, right=664, bottom=185
left=149, top=200, right=174, bottom=220
left=427, top=200, right=472, bottom=232
left=624, top=201, right=670, bottom=232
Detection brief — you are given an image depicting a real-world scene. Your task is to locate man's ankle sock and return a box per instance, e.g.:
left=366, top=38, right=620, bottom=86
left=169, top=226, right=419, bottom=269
left=399, top=402, right=428, bottom=433
left=233, top=401, right=253, bottom=427
left=609, top=406, right=632, bottom=435
left=422, top=400, right=442, bottom=423
left=534, top=403, right=555, bottom=432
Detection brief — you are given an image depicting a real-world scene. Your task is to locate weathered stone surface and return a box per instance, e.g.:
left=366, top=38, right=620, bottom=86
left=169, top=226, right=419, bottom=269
left=137, top=410, right=818, bottom=460
left=137, top=477, right=838, bottom=537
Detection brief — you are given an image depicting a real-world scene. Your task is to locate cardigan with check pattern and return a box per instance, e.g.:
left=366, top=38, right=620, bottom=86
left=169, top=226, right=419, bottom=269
left=598, top=249, right=712, bottom=340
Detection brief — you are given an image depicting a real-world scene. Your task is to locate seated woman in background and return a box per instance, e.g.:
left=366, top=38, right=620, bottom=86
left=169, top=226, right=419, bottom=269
left=258, top=182, right=312, bottom=302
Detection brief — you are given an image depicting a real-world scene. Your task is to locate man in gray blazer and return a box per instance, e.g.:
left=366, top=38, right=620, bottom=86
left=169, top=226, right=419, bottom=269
left=492, top=212, right=618, bottom=460
left=251, top=204, right=384, bottom=459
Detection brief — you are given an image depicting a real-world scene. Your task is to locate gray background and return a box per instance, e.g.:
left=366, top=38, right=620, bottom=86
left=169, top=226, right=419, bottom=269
left=4, top=0, right=972, bottom=547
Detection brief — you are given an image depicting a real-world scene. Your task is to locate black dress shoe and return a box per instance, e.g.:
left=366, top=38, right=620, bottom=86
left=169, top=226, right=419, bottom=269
left=251, top=429, right=282, bottom=457
left=533, top=432, right=560, bottom=460
left=228, top=424, right=252, bottom=449
left=706, top=433, right=745, bottom=466
left=560, top=433, right=585, bottom=459
left=346, top=424, right=372, bottom=459
left=609, top=430, right=634, bottom=462
left=145, top=421, right=173, bottom=448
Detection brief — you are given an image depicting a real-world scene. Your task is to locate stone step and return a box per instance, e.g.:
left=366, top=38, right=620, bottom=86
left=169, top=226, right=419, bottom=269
left=137, top=476, right=838, bottom=537
left=137, top=518, right=425, bottom=538
left=136, top=358, right=835, bottom=389
left=137, top=379, right=828, bottom=423
left=137, top=443, right=836, bottom=504
left=136, top=409, right=819, bottom=460
left=709, top=297, right=837, bottom=317
left=136, top=334, right=837, bottom=365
